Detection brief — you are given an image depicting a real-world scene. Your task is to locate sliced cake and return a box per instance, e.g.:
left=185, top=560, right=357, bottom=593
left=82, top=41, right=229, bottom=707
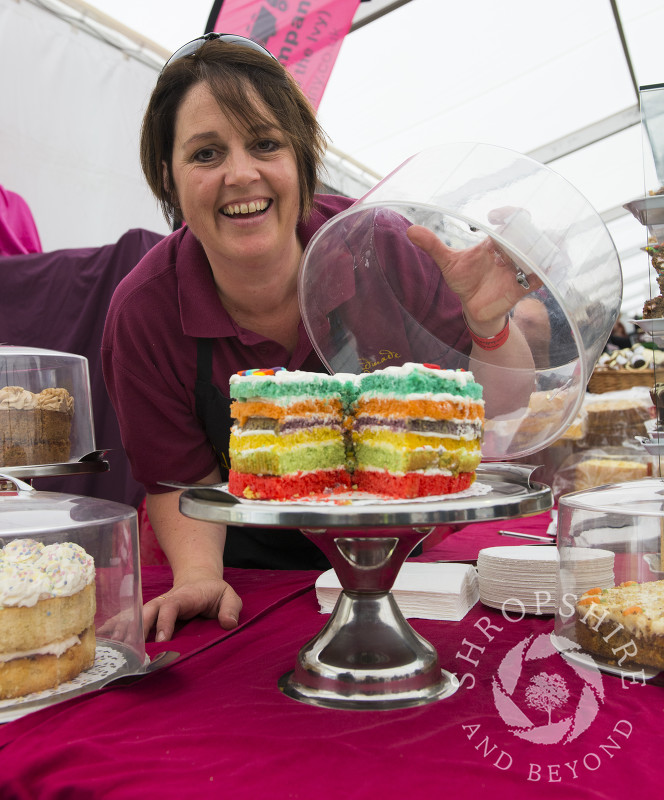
left=575, top=580, right=664, bottom=671
left=351, top=363, right=484, bottom=498
left=228, top=368, right=353, bottom=500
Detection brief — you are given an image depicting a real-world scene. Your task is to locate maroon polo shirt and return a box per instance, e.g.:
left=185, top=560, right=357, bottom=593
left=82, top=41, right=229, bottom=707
left=102, top=194, right=470, bottom=494
left=102, top=195, right=354, bottom=493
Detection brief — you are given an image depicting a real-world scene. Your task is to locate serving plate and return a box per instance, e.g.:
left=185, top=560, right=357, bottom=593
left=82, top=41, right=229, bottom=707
left=178, top=464, right=553, bottom=530
left=0, top=644, right=178, bottom=724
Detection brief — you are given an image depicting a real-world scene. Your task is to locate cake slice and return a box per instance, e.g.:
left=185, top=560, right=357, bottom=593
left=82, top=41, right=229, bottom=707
left=575, top=580, right=664, bottom=671
left=228, top=368, right=353, bottom=500
left=352, top=363, right=484, bottom=498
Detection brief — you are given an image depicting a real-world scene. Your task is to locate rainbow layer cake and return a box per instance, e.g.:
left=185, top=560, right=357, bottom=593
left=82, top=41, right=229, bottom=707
left=352, top=363, right=484, bottom=498
left=229, top=368, right=353, bottom=500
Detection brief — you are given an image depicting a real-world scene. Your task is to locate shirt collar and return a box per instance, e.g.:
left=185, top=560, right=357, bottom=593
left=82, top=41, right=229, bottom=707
left=176, top=201, right=358, bottom=338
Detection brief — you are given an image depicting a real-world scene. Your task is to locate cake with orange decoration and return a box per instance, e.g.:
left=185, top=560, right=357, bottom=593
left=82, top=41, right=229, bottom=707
left=575, top=580, right=664, bottom=670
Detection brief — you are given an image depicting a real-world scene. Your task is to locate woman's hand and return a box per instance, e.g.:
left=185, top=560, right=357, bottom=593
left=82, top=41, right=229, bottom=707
left=407, top=222, right=542, bottom=336
left=144, top=569, right=242, bottom=642
left=144, top=470, right=241, bottom=642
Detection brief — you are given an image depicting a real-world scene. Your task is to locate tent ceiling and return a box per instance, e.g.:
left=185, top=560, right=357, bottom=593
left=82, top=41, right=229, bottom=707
left=9, top=0, right=664, bottom=320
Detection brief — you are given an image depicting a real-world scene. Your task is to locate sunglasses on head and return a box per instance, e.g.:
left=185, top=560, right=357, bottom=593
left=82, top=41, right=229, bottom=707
left=162, top=32, right=278, bottom=71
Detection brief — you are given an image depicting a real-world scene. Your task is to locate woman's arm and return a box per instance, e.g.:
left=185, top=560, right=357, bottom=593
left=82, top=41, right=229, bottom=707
left=143, top=468, right=242, bottom=641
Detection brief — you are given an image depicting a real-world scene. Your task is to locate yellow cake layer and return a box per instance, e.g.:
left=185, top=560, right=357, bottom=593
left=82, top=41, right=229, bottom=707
left=354, top=397, right=484, bottom=421
left=230, top=427, right=343, bottom=451
left=0, top=625, right=96, bottom=700
left=353, top=429, right=482, bottom=450
left=354, top=441, right=481, bottom=473
left=231, top=440, right=346, bottom=475
left=0, top=583, right=96, bottom=653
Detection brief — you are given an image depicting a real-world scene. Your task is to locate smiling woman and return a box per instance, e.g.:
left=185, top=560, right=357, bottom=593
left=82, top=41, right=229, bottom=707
left=101, top=33, right=540, bottom=645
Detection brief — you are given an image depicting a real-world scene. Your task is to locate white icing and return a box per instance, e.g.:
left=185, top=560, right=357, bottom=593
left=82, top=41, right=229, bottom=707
left=0, top=563, right=53, bottom=607
left=0, top=541, right=95, bottom=607
left=0, top=634, right=81, bottom=663
left=359, top=362, right=476, bottom=383
left=357, top=465, right=454, bottom=477
left=2, top=539, right=44, bottom=564
left=230, top=370, right=345, bottom=386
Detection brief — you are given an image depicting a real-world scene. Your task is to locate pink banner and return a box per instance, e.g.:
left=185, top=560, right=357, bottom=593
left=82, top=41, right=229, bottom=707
left=207, top=0, right=361, bottom=109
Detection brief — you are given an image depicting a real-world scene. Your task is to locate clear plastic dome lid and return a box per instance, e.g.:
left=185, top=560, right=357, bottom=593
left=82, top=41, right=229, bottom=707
left=0, top=477, right=145, bottom=711
left=299, top=143, right=622, bottom=460
left=554, top=478, right=664, bottom=677
left=0, top=345, right=95, bottom=467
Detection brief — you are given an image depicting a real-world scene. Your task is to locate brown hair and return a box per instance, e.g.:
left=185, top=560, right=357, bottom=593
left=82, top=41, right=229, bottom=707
left=140, top=40, right=327, bottom=226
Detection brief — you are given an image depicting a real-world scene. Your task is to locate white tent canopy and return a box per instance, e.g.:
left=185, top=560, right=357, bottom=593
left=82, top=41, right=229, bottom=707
left=2, top=0, right=663, bottom=320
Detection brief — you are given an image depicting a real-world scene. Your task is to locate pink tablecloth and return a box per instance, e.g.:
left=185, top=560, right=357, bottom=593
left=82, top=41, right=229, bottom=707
left=0, top=515, right=661, bottom=799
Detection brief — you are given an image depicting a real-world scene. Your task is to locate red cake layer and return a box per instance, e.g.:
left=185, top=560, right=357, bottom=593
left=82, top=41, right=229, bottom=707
left=229, top=469, right=352, bottom=500
left=353, top=470, right=474, bottom=498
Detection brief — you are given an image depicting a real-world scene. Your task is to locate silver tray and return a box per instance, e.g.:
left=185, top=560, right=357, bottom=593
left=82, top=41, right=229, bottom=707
left=0, top=451, right=110, bottom=480
left=179, top=464, right=552, bottom=529
left=0, top=645, right=179, bottom=724
left=624, top=195, right=664, bottom=225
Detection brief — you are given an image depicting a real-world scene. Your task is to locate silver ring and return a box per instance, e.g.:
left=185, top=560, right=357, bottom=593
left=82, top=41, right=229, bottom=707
left=515, top=269, right=530, bottom=290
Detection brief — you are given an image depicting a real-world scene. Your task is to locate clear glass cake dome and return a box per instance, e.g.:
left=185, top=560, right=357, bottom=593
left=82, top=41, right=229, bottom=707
left=553, top=478, right=664, bottom=678
left=299, top=143, right=622, bottom=461
left=0, top=476, right=144, bottom=720
left=0, top=345, right=95, bottom=467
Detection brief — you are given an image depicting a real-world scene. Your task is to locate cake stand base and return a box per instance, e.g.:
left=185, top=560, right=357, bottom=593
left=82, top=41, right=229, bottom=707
left=277, top=525, right=459, bottom=710
left=279, top=589, right=459, bottom=710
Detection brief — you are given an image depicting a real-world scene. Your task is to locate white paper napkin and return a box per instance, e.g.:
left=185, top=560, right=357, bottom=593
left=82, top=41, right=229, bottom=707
left=315, top=562, right=479, bottom=621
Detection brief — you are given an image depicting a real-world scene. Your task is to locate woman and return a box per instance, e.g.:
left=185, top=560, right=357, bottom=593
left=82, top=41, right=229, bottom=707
left=102, top=34, right=537, bottom=642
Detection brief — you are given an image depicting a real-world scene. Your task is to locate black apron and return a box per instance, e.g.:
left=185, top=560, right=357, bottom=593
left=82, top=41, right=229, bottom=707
left=194, top=338, right=331, bottom=570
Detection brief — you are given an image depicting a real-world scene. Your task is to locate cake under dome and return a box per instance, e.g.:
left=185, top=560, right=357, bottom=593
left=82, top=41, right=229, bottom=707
left=0, top=345, right=95, bottom=468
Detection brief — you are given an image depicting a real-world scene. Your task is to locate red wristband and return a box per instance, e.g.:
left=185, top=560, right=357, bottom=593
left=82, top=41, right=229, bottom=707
left=464, top=315, right=510, bottom=351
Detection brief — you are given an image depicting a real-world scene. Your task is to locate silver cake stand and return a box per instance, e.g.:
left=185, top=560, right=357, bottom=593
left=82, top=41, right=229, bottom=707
left=179, top=464, right=552, bottom=710
left=0, top=451, right=110, bottom=480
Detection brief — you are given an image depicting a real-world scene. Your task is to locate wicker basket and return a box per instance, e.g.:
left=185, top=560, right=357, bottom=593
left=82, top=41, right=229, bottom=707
left=587, top=368, right=656, bottom=394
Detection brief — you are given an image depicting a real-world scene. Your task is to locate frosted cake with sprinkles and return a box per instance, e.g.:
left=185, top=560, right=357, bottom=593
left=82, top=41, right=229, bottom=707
left=0, top=539, right=96, bottom=699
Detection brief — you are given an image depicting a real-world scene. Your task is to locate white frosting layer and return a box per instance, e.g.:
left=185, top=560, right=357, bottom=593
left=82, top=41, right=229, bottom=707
left=0, top=541, right=95, bottom=607
left=358, top=362, right=477, bottom=386
left=230, top=363, right=478, bottom=388
left=0, top=563, right=52, bottom=607
left=0, top=634, right=81, bottom=663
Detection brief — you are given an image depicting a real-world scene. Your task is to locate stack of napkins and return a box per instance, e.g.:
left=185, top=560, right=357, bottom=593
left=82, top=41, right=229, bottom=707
left=315, top=562, right=479, bottom=621
left=478, top=546, right=615, bottom=615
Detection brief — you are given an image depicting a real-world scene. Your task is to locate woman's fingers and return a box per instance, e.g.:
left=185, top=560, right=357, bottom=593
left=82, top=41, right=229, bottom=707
left=218, top=584, right=242, bottom=630
left=143, top=593, right=179, bottom=642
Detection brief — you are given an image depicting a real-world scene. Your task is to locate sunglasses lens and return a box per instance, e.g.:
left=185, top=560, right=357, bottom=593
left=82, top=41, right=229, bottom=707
left=163, top=33, right=276, bottom=70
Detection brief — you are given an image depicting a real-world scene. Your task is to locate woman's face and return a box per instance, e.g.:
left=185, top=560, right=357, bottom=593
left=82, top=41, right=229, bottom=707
left=169, top=82, right=301, bottom=270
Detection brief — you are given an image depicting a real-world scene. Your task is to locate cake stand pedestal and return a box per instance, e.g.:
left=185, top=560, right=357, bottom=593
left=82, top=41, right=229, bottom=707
left=179, top=464, right=552, bottom=710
